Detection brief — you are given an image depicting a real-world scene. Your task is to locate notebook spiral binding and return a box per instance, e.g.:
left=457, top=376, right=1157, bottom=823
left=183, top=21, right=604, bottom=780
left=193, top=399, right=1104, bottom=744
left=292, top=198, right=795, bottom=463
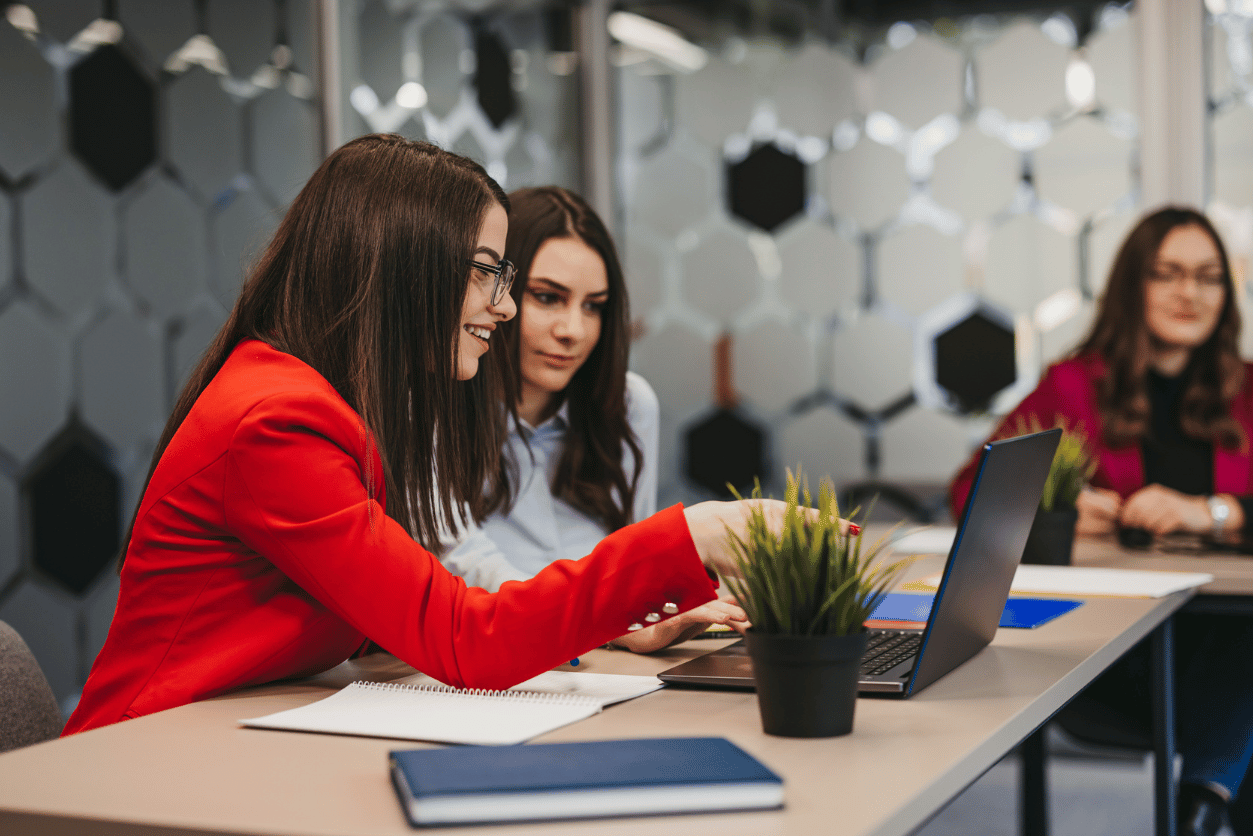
left=352, top=680, right=600, bottom=707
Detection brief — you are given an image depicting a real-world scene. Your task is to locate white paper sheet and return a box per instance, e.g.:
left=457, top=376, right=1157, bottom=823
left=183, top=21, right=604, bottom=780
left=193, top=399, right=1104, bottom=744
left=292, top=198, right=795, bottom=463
left=908, top=564, right=1213, bottom=598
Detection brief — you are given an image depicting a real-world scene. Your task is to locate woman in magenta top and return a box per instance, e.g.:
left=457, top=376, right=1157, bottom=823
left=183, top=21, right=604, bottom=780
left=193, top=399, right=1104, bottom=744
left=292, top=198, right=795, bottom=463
left=950, top=207, right=1253, bottom=835
left=63, top=135, right=794, bottom=736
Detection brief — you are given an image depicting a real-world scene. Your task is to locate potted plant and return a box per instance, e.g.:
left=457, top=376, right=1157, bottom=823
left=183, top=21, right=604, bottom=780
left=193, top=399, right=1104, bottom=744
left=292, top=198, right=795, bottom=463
left=1019, top=418, right=1095, bottom=565
left=720, top=471, right=910, bottom=738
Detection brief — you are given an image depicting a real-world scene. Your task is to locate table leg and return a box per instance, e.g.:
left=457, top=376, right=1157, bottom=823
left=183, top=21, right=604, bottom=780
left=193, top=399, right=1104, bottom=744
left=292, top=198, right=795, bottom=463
left=1020, top=727, right=1048, bottom=836
left=1152, top=618, right=1177, bottom=836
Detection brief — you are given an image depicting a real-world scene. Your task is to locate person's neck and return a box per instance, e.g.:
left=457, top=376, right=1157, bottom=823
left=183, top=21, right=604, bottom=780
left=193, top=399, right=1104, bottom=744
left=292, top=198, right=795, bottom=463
left=517, top=383, right=561, bottom=427
left=1147, top=345, right=1191, bottom=378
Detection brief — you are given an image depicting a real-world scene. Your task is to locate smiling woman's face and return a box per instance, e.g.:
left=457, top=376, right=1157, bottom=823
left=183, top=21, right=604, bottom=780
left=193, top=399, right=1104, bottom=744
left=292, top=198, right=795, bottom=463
left=517, top=236, right=609, bottom=422
left=1142, top=223, right=1226, bottom=357
left=456, top=202, right=514, bottom=381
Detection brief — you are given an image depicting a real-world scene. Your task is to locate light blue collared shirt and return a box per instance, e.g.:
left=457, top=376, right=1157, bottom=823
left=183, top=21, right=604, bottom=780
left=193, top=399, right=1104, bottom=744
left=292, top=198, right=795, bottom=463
left=441, top=372, right=659, bottom=591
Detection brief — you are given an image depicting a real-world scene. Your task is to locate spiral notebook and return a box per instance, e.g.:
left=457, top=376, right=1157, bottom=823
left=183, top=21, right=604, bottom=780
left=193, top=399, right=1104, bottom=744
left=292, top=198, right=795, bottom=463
left=240, top=672, right=662, bottom=746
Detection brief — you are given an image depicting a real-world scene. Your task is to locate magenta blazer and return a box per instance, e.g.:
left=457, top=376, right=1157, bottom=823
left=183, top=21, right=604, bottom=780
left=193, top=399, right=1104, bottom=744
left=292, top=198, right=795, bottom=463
left=949, top=354, right=1253, bottom=517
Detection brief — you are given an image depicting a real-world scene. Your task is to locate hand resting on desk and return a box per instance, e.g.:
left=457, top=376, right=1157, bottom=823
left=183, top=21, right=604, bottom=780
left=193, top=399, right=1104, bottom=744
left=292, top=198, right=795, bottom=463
left=608, top=595, right=748, bottom=653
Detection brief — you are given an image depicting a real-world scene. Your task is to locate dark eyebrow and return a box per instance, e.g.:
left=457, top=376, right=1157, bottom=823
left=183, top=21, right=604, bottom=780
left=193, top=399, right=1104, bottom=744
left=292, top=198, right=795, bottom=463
left=528, top=277, right=609, bottom=298
left=475, top=246, right=501, bottom=262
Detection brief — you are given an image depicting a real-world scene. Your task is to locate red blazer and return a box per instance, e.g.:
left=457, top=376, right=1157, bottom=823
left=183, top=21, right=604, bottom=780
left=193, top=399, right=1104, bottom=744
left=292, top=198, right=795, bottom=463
left=949, top=355, right=1253, bottom=517
left=64, top=341, right=716, bottom=735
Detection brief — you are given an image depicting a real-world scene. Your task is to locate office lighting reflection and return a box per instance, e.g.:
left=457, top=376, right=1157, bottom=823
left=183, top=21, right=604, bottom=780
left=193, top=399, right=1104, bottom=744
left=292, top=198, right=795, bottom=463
left=607, top=11, right=707, bottom=73
left=350, top=84, right=379, bottom=115
left=1065, top=57, right=1096, bottom=109
left=396, top=81, right=428, bottom=109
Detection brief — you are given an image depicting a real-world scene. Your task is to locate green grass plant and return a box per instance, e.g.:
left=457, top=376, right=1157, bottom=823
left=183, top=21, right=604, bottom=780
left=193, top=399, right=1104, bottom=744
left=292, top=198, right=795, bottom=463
left=719, top=470, right=911, bottom=637
left=1010, top=416, right=1095, bottom=512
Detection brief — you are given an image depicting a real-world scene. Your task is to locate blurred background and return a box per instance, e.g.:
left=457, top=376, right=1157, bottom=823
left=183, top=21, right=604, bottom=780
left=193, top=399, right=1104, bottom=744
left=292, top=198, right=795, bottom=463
left=0, top=0, right=1251, bottom=718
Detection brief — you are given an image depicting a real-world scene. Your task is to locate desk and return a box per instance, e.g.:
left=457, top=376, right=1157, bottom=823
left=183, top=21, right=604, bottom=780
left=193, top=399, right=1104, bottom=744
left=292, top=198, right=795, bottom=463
left=0, top=553, right=1187, bottom=836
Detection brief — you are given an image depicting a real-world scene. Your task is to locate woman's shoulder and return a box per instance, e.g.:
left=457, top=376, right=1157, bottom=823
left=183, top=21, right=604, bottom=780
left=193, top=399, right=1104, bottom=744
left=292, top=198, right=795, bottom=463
left=204, top=340, right=358, bottom=434
left=1038, top=354, right=1103, bottom=391
left=624, top=371, right=659, bottom=424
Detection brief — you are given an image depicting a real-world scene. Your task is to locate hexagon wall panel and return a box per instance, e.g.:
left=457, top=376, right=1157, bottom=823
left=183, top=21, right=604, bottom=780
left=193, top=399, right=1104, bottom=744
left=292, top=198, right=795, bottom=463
left=684, top=408, right=766, bottom=497
left=680, top=225, right=760, bottom=322
left=23, top=160, right=114, bottom=317
left=774, top=45, right=857, bottom=138
left=80, top=310, right=164, bottom=451
left=776, top=408, right=864, bottom=489
left=25, top=427, right=121, bottom=596
left=23, top=0, right=98, bottom=44
left=870, top=36, right=963, bottom=131
left=0, top=303, right=72, bottom=462
left=250, top=90, right=319, bottom=205
left=878, top=226, right=964, bottom=317
left=212, top=187, right=278, bottom=304
left=207, top=0, right=277, bottom=76
left=726, top=143, right=806, bottom=233
left=124, top=176, right=207, bottom=317
left=117, top=0, right=197, bottom=66
left=168, top=68, right=243, bottom=200
left=0, top=22, right=57, bottom=179
left=832, top=313, right=912, bottom=411
left=931, top=127, right=1020, bottom=221
left=418, top=14, right=470, bottom=119
left=69, top=45, right=157, bottom=191
left=628, top=148, right=711, bottom=236
left=934, top=310, right=1017, bottom=414
left=0, top=579, right=80, bottom=703
left=0, top=476, right=17, bottom=590
left=1034, top=118, right=1133, bottom=218
left=735, top=319, right=816, bottom=410
left=673, top=56, right=756, bottom=147
left=474, top=27, right=516, bottom=128
left=826, top=140, right=908, bottom=230
left=979, top=22, right=1069, bottom=121
left=776, top=221, right=860, bottom=320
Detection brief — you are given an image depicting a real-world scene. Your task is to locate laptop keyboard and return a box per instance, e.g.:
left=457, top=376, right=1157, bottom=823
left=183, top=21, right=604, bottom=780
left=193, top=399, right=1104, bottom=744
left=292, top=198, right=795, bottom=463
left=860, top=630, right=922, bottom=676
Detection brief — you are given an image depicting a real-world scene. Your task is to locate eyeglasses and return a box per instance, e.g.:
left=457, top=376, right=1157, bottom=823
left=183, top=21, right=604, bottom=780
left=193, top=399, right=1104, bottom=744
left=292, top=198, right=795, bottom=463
left=1146, top=265, right=1226, bottom=289
left=469, top=258, right=517, bottom=306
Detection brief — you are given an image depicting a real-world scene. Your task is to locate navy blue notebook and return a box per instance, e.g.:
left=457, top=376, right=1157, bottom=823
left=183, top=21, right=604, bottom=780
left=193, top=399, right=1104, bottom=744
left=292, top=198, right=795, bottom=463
left=867, top=592, right=1083, bottom=629
left=389, top=736, right=784, bottom=826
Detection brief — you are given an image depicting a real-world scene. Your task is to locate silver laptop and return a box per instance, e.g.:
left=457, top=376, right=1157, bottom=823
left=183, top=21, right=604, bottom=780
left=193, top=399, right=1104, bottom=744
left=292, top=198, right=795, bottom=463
left=657, top=428, right=1061, bottom=698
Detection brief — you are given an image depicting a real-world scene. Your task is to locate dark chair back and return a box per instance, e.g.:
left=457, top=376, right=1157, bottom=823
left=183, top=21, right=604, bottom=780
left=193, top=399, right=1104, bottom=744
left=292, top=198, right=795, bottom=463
left=0, top=620, right=63, bottom=752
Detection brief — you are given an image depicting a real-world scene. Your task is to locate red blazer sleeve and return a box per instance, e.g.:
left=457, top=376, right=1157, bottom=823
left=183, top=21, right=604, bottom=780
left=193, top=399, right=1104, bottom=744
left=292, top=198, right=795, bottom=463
left=222, top=392, right=717, bottom=691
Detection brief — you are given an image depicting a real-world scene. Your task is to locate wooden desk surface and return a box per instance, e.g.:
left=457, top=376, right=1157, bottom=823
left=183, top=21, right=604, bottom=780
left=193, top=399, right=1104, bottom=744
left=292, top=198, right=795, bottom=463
left=1070, top=534, right=1253, bottom=597
left=0, top=553, right=1188, bottom=836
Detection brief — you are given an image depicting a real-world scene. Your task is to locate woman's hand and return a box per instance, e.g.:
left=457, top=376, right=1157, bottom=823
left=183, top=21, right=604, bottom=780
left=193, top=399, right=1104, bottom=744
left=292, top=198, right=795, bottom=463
left=1119, top=484, right=1238, bottom=537
left=1076, top=486, right=1122, bottom=537
left=609, top=596, right=748, bottom=654
left=683, top=499, right=858, bottom=581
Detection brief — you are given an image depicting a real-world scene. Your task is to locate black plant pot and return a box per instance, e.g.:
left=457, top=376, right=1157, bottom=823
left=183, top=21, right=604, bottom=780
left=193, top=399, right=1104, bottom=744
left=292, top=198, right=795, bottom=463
left=744, top=630, right=868, bottom=738
left=1021, top=506, right=1078, bottom=566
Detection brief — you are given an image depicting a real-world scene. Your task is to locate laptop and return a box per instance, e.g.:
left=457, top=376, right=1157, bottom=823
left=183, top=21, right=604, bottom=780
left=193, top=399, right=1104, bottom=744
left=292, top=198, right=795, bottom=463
left=657, top=427, right=1062, bottom=698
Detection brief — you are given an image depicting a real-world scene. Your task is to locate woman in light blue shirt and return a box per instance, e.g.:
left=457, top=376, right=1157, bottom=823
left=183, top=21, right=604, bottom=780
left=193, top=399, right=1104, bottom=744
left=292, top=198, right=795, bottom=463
left=443, top=187, right=746, bottom=652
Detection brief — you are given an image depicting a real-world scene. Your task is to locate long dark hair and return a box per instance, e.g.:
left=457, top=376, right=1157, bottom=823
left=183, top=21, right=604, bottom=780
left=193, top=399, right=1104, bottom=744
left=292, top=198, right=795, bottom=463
left=120, top=134, right=510, bottom=567
left=488, top=187, right=642, bottom=531
left=1077, top=205, right=1244, bottom=450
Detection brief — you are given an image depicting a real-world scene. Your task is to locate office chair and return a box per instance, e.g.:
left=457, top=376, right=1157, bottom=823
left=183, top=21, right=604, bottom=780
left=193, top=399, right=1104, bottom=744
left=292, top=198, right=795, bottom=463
left=0, top=620, right=63, bottom=752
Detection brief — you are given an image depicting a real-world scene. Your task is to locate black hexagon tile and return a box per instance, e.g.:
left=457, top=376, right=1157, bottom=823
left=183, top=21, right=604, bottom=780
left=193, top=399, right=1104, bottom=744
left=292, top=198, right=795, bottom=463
left=69, top=44, right=157, bottom=191
left=24, top=425, right=121, bottom=596
left=934, top=310, right=1016, bottom=414
left=474, top=26, right=516, bottom=128
left=684, top=409, right=767, bottom=498
left=726, top=143, right=806, bottom=233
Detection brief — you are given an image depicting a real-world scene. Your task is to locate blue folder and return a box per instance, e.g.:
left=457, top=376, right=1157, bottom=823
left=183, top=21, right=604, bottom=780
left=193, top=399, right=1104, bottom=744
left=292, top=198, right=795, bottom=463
left=867, top=592, right=1082, bottom=629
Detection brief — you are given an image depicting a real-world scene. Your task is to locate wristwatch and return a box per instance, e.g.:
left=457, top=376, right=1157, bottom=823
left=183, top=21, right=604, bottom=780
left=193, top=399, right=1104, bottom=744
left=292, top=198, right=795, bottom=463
left=1207, top=495, right=1231, bottom=540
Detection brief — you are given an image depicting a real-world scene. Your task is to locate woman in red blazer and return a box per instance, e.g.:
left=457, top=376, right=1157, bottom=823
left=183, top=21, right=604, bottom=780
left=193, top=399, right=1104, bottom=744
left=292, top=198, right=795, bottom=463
left=950, top=207, right=1253, bottom=836
left=62, top=135, right=795, bottom=736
